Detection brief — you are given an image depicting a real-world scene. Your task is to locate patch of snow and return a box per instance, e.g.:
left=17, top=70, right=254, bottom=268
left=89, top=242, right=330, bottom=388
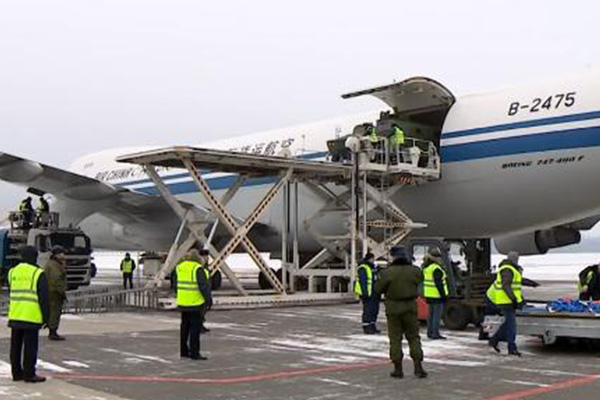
left=38, top=360, right=72, bottom=373
left=102, top=348, right=171, bottom=364
left=62, top=360, right=90, bottom=368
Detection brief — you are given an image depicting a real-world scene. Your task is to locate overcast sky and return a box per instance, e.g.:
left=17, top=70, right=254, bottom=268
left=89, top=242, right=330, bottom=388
left=2, top=0, right=600, bottom=240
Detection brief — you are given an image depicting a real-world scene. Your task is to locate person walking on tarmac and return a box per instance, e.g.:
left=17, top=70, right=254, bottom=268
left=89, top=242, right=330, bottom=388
left=120, top=253, right=136, bottom=289
left=422, top=248, right=449, bottom=340
left=8, top=246, right=50, bottom=383
left=44, top=246, right=68, bottom=341
left=375, top=246, right=427, bottom=379
left=486, top=251, right=524, bottom=357
left=354, top=252, right=380, bottom=334
left=175, top=249, right=212, bottom=360
left=578, top=262, right=600, bottom=301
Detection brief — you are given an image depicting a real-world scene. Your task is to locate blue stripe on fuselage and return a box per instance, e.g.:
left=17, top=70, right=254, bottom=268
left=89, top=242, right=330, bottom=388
left=441, top=125, right=600, bottom=162
left=442, top=110, right=600, bottom=139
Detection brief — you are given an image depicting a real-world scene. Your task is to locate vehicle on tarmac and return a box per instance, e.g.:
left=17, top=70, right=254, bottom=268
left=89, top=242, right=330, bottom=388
left=0, top=211, right=94, bottom=290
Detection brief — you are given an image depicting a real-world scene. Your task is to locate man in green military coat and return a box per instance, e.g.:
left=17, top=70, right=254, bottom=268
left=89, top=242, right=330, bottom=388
left=375, top=246, right=427, bottom=379
left=44, top=246, right=68, bottom=341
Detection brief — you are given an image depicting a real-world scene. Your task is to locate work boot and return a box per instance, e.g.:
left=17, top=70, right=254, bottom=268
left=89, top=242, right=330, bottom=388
left=24, top=375, right=46, bottom=383
left=363, top=326, right=375, bottom=335
left=190, top=354, right=208, bottom=361
left=414, top=361, right=428, bottom=379
left=488, top=340, right=500, bottom=354
left=200, top=325, right=211, bottom=334
left=49, top=330, right=66, bottom=341
left=390, top=362, right=404, bottom=379
left=508, top=350, right=522, bottom=357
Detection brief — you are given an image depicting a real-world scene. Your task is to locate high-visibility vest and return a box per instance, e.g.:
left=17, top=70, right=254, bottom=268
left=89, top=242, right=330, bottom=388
left=369, top=128, right=379, bottom=144
left=176, top=261, right=210, bottom=307
left=423, top=262, right=449, bottom=299
left=578, top=269, right=595, bottom=293
left=391, top=127, right=405, bottom=146
left=354, top=263, right=373, bottom=297
left=486, top=264, right=523, bottom=305
left=19, top=201, right=29, bottom=212
left=8, top=263, right=44, bottom=324
left=122, top=259, right=133, bottom=273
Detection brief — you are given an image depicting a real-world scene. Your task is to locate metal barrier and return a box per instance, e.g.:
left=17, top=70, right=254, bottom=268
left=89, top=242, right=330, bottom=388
left=0, top=287, right=164, bottom=316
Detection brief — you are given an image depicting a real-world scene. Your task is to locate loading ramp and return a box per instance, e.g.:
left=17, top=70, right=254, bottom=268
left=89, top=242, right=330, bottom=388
left=116, top=139, right=440, bottom=307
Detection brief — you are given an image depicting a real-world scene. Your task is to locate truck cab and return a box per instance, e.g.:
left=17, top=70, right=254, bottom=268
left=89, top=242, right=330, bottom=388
left=1, top=211, right=94, bottom=290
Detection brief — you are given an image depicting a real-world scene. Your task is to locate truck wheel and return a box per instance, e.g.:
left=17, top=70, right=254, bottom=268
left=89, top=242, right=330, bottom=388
left=443, top=302, right=471, bottom=330
left=211, top=270, right=222, bottom=291
left=258, top=268, right=279, bottom=289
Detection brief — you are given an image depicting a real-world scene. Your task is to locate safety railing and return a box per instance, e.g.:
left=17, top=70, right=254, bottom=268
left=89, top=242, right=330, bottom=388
left=0, top=287, right=163, bottom=316
left=360, top=136, right=441, bottom=176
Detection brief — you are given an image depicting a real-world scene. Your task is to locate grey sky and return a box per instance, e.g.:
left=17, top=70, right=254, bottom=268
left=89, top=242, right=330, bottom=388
left=2, top=1, right=600, bottom=240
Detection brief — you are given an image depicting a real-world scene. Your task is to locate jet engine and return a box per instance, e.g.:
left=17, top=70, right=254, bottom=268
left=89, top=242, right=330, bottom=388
left=494, top=227, right=581, bottom=255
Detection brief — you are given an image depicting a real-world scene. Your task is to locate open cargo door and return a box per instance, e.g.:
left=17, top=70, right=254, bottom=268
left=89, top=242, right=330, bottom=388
left=342, top=77, right=456, bottom=148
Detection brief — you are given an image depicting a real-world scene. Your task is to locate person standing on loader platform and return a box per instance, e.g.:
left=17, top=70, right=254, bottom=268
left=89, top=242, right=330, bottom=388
left=422, top=248, right=449, bottom=340
left=375, top=246, right=427, bottom=379
left=577, top=262, right=600, bottom=301
left=19, top=197, right=34, bottom=229
left=120, top=253, right=136, bottom=289
left=175, top=249, right=212, bottom=360
left=8, top=246, right=49, bottom=383
left=44, top=246, right=68, bottom=341
left=354, top=252, right=380, bottom=334
left=36, top=196, right=50, bottom=228
left=389, top=124, right=406, bottom=162
left=486, top=251, right=524, bottom=357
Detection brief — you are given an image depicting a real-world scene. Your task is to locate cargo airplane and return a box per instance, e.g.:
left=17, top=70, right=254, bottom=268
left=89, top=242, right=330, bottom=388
left=2, top=71, right=600, bottom=260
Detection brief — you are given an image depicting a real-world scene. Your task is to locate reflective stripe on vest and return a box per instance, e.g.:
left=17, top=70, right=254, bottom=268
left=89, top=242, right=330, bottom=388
left=423, top=263, right=448, bottom=299
left=8, top=263, right=43, bottom=324
left=122, top=260, right=133, bottom=273
left=354, top=264, right=373, bottom=297
left=176, top=261, right=209, bottom=307
left=19, top=201, right=28, bottom=212
left=486, top=264, right=523, bottom=305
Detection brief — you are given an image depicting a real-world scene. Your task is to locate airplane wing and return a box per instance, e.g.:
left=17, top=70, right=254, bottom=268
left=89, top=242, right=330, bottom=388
left=0, top=152, right=207, bottom=227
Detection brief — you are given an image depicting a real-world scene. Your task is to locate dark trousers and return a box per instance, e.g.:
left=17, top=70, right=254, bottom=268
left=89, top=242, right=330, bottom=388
left=10, top=328, right=39, bottom=379
left=386, top=302, right=423, bottom=363
left=48, top=292, right=65, bottom=331
left=180, top=310, right=203, bottom=357
left=361, top=296, right=380, bottom=330
left=123, top=273, right=133, bottom=289
left=427, top=302, right=444, bottom=338
left=491, top=306, right=517, bottom=352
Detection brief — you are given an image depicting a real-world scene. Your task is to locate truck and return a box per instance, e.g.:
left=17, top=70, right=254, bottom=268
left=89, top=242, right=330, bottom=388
left=0, top=211, right=94, bottom=290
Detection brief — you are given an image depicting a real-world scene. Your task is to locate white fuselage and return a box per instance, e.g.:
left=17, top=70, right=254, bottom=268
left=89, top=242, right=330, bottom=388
left=68, top=71, right=600, bottom=252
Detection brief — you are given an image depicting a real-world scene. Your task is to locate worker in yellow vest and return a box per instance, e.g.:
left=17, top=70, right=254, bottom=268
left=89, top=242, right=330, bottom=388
left=422, top=248, right=449, bottom=340
left=577, top=263, right=600, bottom=301
left=390, top=124, right=406, bottom=163
left=120, top=253, right=136, bottom=289
left=486, top=251, right=524, bottom=357
left=353, top=252, right=380, bottom=334
left=175, top=249, right=212, bottom=360
left=8, top=246, right=50, bottom=383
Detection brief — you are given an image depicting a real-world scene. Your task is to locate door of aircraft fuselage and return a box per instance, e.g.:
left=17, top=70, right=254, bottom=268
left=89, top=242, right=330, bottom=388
left=342, top=77, right=456, bottom=151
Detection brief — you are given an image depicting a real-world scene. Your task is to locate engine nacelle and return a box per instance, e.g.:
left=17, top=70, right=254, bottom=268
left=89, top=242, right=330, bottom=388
left=494, top=227, right=581, bottom=255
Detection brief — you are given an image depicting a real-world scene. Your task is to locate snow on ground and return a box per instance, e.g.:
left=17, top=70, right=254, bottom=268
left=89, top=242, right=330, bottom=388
left=93, top=251, right=594, bottom=283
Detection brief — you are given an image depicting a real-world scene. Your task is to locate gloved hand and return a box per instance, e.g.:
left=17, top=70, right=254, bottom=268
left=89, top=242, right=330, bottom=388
left=512, top=299, right=519, bottom=309
left=206, top=298, right=213, bottom=311
left=517, top=301, right=525, bottom=310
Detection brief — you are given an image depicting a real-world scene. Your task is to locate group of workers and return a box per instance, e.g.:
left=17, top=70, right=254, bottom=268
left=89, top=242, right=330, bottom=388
left=355, top=246, right=536, bottom=378
left=13, top=237, right=596, bottom=383
left=18, top=196, right=50, bottom=229
left=7, top=245, right=214, bottom=383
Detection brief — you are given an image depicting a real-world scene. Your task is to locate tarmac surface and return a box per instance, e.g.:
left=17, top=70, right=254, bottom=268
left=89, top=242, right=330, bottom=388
left=1, top=282, right=599, bottom=400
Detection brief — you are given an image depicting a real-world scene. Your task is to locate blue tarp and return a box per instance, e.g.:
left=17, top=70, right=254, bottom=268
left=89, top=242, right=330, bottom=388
left=547, top=299, right=600, bottom=314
